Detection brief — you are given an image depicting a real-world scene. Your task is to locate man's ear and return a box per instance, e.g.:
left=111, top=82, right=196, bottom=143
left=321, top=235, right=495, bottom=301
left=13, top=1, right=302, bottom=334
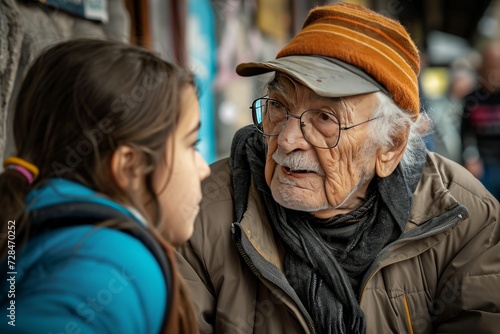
left=110, top=145, right=144, bottom=192
left=375, top=130, right=409, bottom=178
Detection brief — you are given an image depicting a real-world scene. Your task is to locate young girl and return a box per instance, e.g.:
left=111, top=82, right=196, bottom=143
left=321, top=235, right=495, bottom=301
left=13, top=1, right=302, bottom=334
left=0, top=39, right=210, bottom=333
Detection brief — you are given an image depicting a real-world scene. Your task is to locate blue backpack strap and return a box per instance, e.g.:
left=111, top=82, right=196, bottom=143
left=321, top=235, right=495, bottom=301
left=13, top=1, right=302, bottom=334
left=28, top=202, right=172, bottom=333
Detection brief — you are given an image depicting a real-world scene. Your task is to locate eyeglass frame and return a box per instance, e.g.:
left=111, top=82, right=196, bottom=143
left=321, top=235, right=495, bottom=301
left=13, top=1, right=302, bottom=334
left=251, top=97, right=380, bottom=149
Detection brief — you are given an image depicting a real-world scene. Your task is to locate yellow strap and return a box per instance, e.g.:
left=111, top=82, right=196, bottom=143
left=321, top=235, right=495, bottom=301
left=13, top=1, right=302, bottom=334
left=3, top=157, right=40, bottom=180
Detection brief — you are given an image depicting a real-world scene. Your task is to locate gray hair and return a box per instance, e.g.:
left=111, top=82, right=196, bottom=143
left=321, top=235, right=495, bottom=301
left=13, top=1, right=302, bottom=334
left=368, top=92, right=431, bottom=177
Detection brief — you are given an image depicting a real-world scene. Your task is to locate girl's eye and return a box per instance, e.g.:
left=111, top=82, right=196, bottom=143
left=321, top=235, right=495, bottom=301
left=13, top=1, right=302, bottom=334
left=193, top=139, right=201, bottom=151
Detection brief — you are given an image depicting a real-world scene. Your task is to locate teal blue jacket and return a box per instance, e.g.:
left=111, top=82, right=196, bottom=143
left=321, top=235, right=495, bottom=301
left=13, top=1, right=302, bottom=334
left=0, top=179, right=166, bottom=333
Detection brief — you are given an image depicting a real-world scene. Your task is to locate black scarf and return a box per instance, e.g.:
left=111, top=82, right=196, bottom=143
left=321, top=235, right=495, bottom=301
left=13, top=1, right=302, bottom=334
left=230, top=125, right=425, bottom=334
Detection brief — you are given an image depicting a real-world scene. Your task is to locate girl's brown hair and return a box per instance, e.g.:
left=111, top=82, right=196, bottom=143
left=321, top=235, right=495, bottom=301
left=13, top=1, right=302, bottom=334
left=0, top=39, right=198, bottom=333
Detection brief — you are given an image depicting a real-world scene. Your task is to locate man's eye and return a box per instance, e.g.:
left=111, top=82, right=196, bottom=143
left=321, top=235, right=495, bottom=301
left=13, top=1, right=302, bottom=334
left=318, top=112, right=336, bottom=122
left=269, top=101, right=283, bottom=109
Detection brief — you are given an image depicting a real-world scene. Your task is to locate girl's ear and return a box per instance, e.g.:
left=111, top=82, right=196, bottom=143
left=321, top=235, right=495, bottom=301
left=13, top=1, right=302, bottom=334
left=375, top=130, right=409, bottom=178
left=110, top=145, right=145, bottom=192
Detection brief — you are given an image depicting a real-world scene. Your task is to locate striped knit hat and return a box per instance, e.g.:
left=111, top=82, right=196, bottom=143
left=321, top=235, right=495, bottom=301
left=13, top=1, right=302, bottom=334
left=236, top=2, right=420, bottom=117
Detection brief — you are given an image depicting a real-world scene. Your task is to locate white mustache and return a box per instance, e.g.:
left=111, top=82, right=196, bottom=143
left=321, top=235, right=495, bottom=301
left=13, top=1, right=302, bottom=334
left=272, top=150, right=325, bottom=176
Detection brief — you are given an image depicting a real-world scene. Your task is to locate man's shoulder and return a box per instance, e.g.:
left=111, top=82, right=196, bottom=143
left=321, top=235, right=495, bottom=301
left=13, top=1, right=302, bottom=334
left=193, top=158, right=236, bottom=240
left=425, top=152, right=494, bottom=200
left=413, top=152, right=499, bottom=222
left=200, top=157, right=234, bottom=204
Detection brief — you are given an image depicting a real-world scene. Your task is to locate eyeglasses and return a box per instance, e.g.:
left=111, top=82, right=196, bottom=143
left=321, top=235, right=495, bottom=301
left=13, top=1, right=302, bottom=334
left=251, top=97, right=379, bottom=149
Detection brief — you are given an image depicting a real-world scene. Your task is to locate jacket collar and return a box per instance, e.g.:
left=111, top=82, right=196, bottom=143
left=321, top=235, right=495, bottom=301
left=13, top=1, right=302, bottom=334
left=26, top=178, right=147, bottom=226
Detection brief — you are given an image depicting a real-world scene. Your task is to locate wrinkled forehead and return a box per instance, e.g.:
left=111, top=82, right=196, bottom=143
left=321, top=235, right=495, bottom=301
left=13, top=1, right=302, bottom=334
left=266, top=73, right=378, bottom=119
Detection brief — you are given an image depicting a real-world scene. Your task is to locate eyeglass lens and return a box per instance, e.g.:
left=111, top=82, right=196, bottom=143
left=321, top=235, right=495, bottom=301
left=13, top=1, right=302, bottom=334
left=252, top=98, right=341, bottom=148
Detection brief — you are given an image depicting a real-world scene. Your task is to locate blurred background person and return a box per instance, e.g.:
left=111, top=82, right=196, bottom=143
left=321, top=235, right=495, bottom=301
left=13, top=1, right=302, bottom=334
left=425, top=64, right=477, bottom=162
left=461, top=41, right=500, bottom=199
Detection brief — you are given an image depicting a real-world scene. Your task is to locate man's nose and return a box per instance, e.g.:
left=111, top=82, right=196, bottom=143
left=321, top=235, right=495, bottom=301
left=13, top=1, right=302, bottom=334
left=277, top=115, right=311, bottom=152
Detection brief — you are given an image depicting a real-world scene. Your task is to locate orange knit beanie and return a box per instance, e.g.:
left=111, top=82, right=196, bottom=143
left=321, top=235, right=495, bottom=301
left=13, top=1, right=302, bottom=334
left=240, top=3, right=421, bottom=117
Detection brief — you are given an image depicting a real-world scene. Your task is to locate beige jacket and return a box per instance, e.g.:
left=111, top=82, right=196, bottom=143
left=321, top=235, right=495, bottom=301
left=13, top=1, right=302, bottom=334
left=178, top=152, right=500, bottom=334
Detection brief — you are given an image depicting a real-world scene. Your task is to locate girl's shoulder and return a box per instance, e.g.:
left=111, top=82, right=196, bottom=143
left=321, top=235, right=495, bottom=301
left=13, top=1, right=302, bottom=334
left=2, top=226, right=167, bottom=333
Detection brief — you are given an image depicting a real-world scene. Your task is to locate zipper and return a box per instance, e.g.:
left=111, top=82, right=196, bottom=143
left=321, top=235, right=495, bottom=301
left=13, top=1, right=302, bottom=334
left=359, top=205, right=468, bottom=304
left=403, top=294, right=415, bottom=334
left=231, top=223, right=317, bottom=334
left=232, top=225, right=261, bottom=278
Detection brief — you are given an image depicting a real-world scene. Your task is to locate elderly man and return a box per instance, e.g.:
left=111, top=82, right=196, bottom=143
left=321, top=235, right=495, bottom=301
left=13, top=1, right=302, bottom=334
left=178, top=3, right=500, bottom=334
